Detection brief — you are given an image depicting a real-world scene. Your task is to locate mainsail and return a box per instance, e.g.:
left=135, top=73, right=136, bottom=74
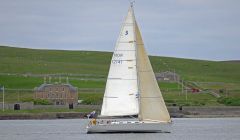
left=101, top=5, right=171, bottom=122
left=101, top=7, right=139, bottom=116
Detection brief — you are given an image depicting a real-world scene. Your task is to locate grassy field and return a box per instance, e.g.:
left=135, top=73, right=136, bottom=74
left=1, top=46, right=240, bottom=83
left=0, top=46, right=111, bottom=75
left=162, top=91, right=221, bottom=106
left=0, top=46, right=240, bottom=106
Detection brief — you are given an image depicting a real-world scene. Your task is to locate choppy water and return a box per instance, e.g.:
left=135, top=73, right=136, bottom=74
left=0, top=118, right=239, bottom=140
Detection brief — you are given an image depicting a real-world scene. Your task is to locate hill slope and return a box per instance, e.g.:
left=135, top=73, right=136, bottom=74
left=1, top=46, right=240, bottom=106
left=1, top=45, right=240, bottom=83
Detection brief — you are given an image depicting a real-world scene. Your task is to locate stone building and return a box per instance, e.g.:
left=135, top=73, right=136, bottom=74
left=155, top=71, right=180, bottom=82
left=34, top=83, right=78, bottom=105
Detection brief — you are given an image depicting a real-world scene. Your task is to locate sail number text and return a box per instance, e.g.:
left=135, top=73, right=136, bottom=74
left=114, top=53, right=123, bottom=57
left=112, top=53, right=123, bottom=64
left=112, top=60, right=122, bottom=64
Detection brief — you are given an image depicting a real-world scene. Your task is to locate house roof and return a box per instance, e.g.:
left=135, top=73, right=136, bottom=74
left=35, top=83, right=77, bottom=92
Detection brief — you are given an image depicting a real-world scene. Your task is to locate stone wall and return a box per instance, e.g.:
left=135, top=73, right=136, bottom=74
left=0, top=102, right=34, bottom=110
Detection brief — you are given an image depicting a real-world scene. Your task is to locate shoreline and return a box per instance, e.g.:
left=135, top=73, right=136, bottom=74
left=1, top=106, right=240, bottom=120
left=0, top=113, right=239, bottom=120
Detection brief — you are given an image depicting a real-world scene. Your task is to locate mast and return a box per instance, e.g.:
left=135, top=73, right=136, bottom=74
left=129, top=2, right=141, bottom=119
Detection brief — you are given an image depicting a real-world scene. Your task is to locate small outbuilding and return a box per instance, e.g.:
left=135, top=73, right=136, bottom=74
left=155, top=71, right=180, bottom=82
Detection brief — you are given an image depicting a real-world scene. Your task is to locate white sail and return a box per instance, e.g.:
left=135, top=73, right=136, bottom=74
left=136, top=23, right=171, bottom=123
left=101, top=6, right=139, bottom=116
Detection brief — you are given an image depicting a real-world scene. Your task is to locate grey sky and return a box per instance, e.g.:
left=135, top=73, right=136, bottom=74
left=0, top=0, right=240, bottom=61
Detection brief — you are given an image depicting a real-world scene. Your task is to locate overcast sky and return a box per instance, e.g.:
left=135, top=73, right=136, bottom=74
left=0, top=0, right=240, bottom=61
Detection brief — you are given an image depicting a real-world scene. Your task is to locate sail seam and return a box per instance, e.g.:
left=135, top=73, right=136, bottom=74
left=112, top=59, right=136, bottom=61
left=108, top=78, right=137, bottom=80
left=117, top=41, right=136, bottom=43
left=141, top=97, right=162, bottom=98
left=121, top=24, right=134, bottom=27
left=104, top=96, right=118, bottom=98
left=139, top=70, right=152, bottom=72
left=123, top=23, right=134, bottom=25
left=114, top=50, right=135, bottom=51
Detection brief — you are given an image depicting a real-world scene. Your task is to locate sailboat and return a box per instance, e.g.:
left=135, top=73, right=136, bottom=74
left=86, top=4, right=171, bottom=133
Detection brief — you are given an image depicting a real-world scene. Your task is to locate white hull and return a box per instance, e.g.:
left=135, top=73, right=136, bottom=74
left=86, top=122, right=171, bottom=133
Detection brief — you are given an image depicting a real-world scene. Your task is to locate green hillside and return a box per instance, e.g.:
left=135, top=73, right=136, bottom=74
left=1, top=46, right=240, bottom=83
left=0, top=46, right=111, bottom=75
left=0, top=46, right=240, bottom=106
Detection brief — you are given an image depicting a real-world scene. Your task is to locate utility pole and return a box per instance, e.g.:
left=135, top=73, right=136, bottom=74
left=44, top=76, right=46, bottom=84
left=178, top=78, right=180, bottom=89
left=182, top=79, right=184, bottom=94
left=66, top=77, right=69, bottom=84
left=185, top=85, right=188, bottom=101
left=2, top=86, right=4, bottom=112
left=173, top=69, right=176, bottom=82
left=18, top=90, right=20, bottom=102
left=49, top=76, right=51, bottom=83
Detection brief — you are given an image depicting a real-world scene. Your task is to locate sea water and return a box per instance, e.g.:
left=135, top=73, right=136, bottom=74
left=0, top=118, right=239, bottom=140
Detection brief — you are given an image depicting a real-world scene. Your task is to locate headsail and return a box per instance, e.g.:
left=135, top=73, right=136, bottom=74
left=101, top=6, right=139, bottom=116
left=136, top=23, right=171, bottom=123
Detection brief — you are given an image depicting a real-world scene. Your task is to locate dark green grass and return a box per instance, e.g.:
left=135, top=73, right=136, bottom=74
left=0, top=90, right=33, bottom=103
left=78, top=93, right=103, bottom=105
left=0, top=108, right=93, bottom=114
left=162, top=91, right=220, bottom=106
left=0, top=75, right=42, bottom=89
left=71, top=80, right=105, bottom=88
left=0, top=90, right=221, bottom=106
left=0, top=75, right=105, bottom=89
left=158, top=82, right=180, bottom=91
left=77, top=91, right=220, bottom=106
left=217, top=96, right=240, bottom=106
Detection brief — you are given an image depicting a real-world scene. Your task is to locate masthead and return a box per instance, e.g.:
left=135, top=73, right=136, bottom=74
left=130, top=1, right=135, bottom=8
